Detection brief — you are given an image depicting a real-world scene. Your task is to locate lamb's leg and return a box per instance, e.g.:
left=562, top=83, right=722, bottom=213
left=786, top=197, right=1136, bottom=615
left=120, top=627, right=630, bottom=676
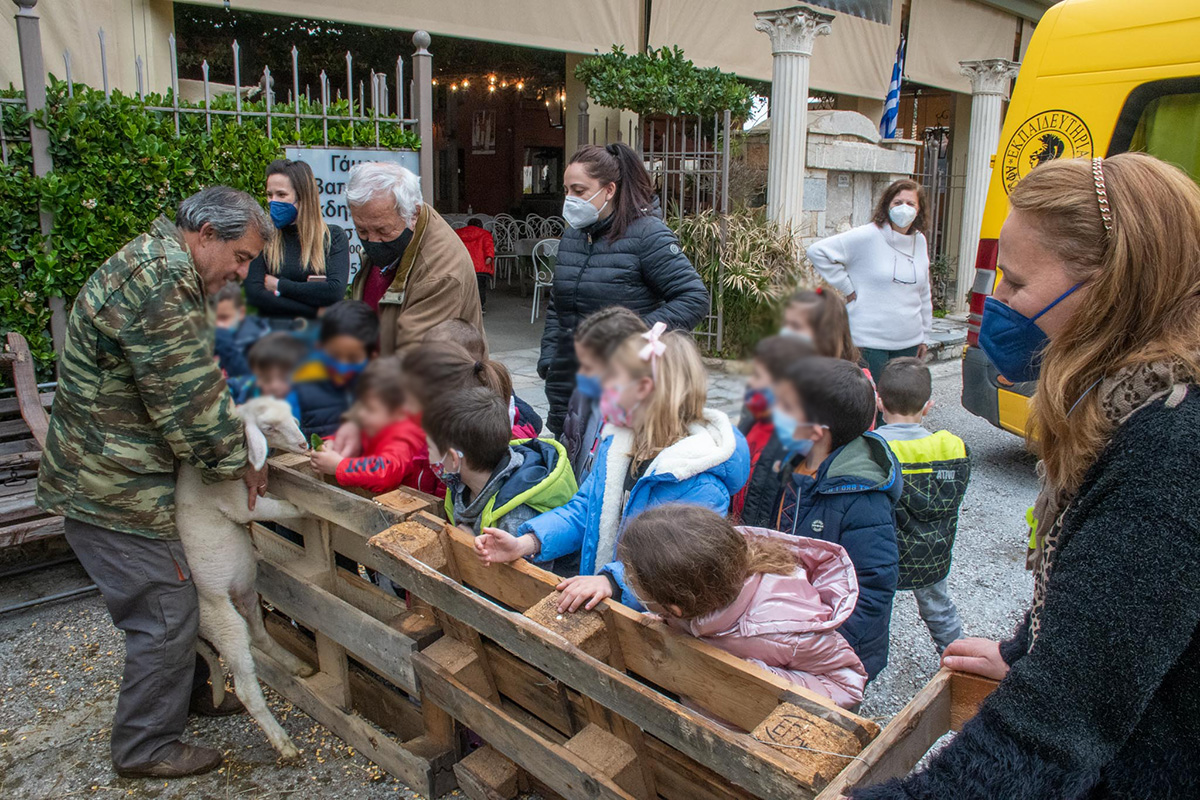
left=204, top=594, right=301, bottom=760
left=233, top=586, right=315, bottom=679
left=221, top=496, right=306, bottom=526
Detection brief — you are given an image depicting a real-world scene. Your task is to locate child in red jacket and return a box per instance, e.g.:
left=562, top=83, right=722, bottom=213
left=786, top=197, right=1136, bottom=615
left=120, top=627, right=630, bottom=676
left=455, top=218, right=495, bottom=313
left=308, top=356, right=443, bottom=498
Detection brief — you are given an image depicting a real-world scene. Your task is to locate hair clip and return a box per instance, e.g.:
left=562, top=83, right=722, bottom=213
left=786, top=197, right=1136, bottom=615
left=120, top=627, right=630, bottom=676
left=639, top=321, right=668, bottom=379
left=815, top=286, right=824, bottom=296
left=1092, top=157, right=1113, bottom=233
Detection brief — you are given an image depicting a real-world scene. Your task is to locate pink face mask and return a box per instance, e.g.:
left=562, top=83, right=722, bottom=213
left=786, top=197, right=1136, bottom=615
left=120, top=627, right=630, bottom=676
left=600, top=385, right=638, bottom=428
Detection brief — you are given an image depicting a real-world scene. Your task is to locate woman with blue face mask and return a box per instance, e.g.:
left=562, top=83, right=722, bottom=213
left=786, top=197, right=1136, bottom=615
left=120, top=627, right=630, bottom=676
left=244, top=159, right=350, bottom=333
left=806, top=179, right=934, bottom=383
left=537, top=142, right=710, bottom=436
left=849, top=154, right=1200, bottom=800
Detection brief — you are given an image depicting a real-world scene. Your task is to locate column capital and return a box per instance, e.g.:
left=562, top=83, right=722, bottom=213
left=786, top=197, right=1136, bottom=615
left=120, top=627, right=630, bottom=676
left=959, top=59, right=1021, bottom=96
left=754, top=5, right=834, bottom=57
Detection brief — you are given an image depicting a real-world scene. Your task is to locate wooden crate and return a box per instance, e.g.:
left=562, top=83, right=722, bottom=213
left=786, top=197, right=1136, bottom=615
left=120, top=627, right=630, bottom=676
left=255, top=455, right=997, bottom=800
left=0, top=331, right=60, bottom=552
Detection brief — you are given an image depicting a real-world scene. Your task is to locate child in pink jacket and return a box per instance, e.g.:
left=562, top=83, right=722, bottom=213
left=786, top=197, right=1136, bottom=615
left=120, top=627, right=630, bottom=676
left=618, top=504, right=868, bottom=709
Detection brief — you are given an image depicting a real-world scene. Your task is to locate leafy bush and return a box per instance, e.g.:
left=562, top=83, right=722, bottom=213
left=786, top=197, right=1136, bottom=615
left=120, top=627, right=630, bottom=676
left=0, top=79, right=418, bottom=372
left=667, top=207, right=814, bottom=358
left=575, top=46, right=752, bottom=120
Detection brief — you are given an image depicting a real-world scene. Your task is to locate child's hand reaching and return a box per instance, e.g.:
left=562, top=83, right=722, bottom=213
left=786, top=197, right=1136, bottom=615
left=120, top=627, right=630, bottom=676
left=309, top=447, right=344, bottom=476
left=475, top=528, right=539, bottom=566
left=554, top=575, right=612, bottom=613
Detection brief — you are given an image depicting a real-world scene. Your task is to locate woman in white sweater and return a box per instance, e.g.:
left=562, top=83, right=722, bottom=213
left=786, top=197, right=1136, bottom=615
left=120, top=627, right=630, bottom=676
left=806, top=179, right=934, bottom=380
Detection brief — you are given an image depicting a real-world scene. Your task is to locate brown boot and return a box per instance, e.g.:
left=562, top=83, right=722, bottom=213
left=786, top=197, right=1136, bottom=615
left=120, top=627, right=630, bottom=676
left=115, top=742, right=223, bottom=779
left=190, top=683, right=245, bottom=717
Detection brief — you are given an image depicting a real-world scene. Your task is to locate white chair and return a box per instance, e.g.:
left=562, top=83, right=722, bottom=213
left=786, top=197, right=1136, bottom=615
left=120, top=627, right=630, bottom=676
left=450, top=220, right=468, bottom=229
left=540, top=216, right=565, bottom=238
left=493, top=218, right=519, bottom=284
left=524, top=214, right=545, bottom=236
left=530, top=238, right=559, bottom=323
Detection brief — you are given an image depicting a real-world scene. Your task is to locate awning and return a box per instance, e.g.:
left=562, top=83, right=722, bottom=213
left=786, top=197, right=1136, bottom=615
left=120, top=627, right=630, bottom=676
left=182, top=0, right=643, bottom=55
left=906, top=0, right=1020, bottom=93
left=647, top=0, right=903, bottom=100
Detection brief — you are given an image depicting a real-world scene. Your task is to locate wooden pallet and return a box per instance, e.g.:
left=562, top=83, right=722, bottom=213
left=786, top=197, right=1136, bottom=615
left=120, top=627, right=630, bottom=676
left=0, top=331, right=60, bottom=551
left=254, top=454, right=998, bottom=799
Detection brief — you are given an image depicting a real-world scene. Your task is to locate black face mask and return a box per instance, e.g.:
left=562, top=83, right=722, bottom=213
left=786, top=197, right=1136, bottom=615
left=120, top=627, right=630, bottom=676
left=361, top=228, right=412, bottom=268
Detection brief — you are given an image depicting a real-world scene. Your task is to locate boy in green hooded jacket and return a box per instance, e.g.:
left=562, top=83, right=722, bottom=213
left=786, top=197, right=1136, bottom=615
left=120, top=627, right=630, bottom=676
left=424, top=387, right=577, bottom=535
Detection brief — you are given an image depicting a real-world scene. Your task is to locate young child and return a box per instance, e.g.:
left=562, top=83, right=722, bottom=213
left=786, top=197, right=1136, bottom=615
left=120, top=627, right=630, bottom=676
left=228, top=331, right=307, bottom=405
left=781, top=288, right=859, bottom=363
left=212, top=283, right=268, bottom=378
left=424, top=387, right=577, bottom=534
left=454, top=218, right=495, bottom=313
left=474, top=324, right=750, bottom=614
left=619, top=504, right=867, bottom=709
left=734, top=335, right=816, bottom=526
left=874, top=357, right=969, bottom=654
left=292, top=300, right=378, bottom=438
left=772, top=356, right=900, bottom=680
left=561, top=307, right=648, bottom=484
left=308, top=356, right=443, bottom=497
left=422, top=318, right=543, bottom=438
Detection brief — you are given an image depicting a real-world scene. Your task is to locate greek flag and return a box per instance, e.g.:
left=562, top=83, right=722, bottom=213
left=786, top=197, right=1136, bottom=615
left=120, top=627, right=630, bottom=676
left=880, top=36, right=905, bottom=138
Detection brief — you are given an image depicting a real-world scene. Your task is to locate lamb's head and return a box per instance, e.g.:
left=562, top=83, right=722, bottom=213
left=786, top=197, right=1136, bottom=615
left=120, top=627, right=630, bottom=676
left=236, top=396, right=308, bottom=469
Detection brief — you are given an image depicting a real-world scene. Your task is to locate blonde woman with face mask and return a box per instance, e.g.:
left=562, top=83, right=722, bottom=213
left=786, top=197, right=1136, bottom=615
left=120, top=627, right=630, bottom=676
left=806, top=179, right=934, bottom=380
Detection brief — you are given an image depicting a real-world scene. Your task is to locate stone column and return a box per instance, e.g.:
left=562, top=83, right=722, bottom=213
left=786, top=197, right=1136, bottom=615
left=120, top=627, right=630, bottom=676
left=954, top=58, right=1020, bottom=311
left=754, top=5, right=833, bottom=234
left=411, top=30, right=435, bottom=204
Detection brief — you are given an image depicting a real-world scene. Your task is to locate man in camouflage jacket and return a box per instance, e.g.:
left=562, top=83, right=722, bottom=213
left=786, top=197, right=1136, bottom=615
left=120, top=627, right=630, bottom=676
left=37, top=186, right=273, bottom=780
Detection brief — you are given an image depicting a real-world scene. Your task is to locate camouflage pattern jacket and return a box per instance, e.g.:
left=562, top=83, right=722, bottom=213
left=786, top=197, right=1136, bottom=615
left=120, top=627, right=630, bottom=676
left=36, top=216, right=248, bottom=539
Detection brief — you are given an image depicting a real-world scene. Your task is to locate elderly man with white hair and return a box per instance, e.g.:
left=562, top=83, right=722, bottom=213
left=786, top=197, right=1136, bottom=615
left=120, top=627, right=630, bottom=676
left=345, top=161, right=483, bottom=354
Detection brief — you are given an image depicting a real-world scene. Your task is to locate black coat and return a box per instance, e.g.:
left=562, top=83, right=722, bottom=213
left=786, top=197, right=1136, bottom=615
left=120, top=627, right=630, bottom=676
left=853, top=391, right=1200, bottom=800
left=537, top=209, right=709, bottom=434
left=738, top=431, right=789, bottom=529
left=244, top=224, right=350, bottom=321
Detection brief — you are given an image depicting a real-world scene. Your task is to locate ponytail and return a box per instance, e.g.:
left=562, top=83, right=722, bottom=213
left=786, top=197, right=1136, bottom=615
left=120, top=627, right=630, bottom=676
left=402, top=343, right=514, bottom=410
left=569, top=142, right=655, bottom=242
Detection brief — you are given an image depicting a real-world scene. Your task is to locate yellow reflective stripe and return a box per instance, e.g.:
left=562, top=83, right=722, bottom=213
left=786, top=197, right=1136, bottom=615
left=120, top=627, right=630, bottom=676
left=886, top=430, right=968, bottom=465
left=902, top=467, right=933, bottom=474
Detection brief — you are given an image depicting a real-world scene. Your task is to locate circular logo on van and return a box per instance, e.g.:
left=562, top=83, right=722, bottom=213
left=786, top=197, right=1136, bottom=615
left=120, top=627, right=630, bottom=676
left=1001, top=110, right=1093, bottom=194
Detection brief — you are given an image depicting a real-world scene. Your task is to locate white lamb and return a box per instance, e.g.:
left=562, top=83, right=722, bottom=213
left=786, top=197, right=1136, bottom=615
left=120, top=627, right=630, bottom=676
left=176, top=396, right=314, bottom=760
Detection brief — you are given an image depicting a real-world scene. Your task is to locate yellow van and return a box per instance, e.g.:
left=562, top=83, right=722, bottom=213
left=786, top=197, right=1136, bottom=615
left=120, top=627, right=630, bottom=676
left=961, top=0, right=1200, bottom=436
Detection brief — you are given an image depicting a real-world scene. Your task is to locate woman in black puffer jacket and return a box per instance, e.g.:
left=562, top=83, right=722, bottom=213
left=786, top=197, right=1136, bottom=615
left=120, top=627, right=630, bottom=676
left=538, top=143, right=709, bottom=434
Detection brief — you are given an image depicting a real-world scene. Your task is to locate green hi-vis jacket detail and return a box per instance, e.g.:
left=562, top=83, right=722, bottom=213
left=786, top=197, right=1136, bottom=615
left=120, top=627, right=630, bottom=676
left=884, top=430, right=971, bottom=591
left=36, top=216, right=249, bottom=539
left=444, top=438, right=578, bottom=533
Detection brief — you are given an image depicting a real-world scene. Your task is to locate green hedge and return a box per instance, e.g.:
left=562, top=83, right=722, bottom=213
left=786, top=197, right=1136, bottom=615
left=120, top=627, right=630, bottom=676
left=0, top=80, right=419, bottom=372
left=575, top=46, right=753, bottom=120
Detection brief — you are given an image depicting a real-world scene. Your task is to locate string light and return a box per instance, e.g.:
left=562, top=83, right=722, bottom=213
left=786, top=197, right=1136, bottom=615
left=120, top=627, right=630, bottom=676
left=516, top=81, right=524, bottom=91
left=431, top=79, right=438, bottom=86
left=450, top=83, right=458, bottom=91
left=462, top=79, right=470, bottom=87
left=500, top=81, right=508, bottom=88
left=488, top=85, right=496, bottom=93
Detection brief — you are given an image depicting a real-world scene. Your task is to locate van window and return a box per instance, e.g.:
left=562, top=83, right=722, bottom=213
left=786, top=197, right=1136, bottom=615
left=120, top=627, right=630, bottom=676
left=1128, top=93, right=1200, bottom=184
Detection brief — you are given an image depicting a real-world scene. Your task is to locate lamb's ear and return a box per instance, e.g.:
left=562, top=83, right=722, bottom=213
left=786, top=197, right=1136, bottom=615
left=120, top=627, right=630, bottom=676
left=245, top=421, right=269, bottom=470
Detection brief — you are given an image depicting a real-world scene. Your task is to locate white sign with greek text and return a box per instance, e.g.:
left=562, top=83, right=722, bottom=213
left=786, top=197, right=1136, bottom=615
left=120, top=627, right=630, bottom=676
left=284, top=147, right=420, bottom=279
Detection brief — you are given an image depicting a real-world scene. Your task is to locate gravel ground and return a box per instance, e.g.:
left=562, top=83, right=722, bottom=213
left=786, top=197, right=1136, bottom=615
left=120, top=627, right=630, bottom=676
left=0, top=359, right=1037, bottom=799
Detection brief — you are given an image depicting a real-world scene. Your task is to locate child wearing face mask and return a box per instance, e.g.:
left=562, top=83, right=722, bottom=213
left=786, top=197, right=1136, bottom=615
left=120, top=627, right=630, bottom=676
left=474, top=324, right=750, bottom=614
left=424, top=387, right=576, bottom=537
left=733, top=335, right=815, bottom=525
left=771, top=356, right=900, bottom=681
left=780, top=288, right=860, bottom=363
left=291, top=300, right=377, bottom=438
left=308, top=356, right=444, bottom=497
left=560, top=307, right=649, bottom=484
left=211, top=283, right=268, bottom=378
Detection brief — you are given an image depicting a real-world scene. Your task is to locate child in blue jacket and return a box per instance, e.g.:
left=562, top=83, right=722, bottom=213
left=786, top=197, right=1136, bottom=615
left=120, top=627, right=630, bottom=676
left=772, top=355, right=901, bottom=681
left=474, top=323, right=750, bottom=613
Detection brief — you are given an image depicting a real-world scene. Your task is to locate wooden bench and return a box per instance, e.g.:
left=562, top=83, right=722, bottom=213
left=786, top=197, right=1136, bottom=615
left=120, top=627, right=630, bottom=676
left=0, top=332, right=59, bottom=550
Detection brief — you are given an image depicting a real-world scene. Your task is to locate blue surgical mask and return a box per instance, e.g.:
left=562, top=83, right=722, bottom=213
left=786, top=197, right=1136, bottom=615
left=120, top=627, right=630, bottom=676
left=771, top=406, right=826, bottom=460
left=575, top=372, right=603, bottom=400
left=269, top=200, right=299, bottom=229
left=318, top=351, right=368, bottom=385
left=978, top=284, right=1080, bottom=384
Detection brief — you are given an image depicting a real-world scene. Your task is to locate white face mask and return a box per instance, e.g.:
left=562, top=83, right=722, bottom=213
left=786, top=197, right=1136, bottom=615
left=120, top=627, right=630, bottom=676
left=563, top=188, right=609, bottom=229
left=888, top=203, right=918, bottom=230
left=779, top=327, right=814, bottom=344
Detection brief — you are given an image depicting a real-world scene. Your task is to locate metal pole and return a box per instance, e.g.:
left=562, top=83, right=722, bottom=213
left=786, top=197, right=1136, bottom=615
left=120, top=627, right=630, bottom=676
left=320, top=69, right=329, bottom=147
left=345, top=51, right=353, bottom=131
left=411, top=30, right=434, bottom=202
left=717, top=109, right=731, bottom=353
left=202, top=60, right=211, bottom=133
left=373, top=73, right=381, bottom=146
left=62, top=50, right=72, bottom=98
left=396, top=55, right=404, bottom=119
left=264, top=65, right=272, bottom=139
left=0, top=584, right=99, bottom=616
left=98, top=28, right=110, bottom=99
left=577, top=100, right=589, bottom=148
left=292, top=46, right=301, bottom=142
left=232, top=40, right=242, bottom=124
left=13, top=0, right=63, bottom=351
left=169, top=33, right=180, bottom=137
left=135, top=55, right=144, bottom=100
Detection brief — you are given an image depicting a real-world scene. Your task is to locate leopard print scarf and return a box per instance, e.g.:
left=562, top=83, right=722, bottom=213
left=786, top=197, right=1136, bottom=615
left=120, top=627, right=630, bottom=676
left=1027, top=359, right=1193, bottom=649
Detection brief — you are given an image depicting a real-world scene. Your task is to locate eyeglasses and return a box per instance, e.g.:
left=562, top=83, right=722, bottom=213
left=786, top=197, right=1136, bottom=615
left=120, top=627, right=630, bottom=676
left=892, top=254, right=917, bottom=285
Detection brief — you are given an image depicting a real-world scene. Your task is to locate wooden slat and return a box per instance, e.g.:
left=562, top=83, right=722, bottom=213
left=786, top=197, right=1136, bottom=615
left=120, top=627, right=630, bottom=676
left=256, top=558, right=419, bottom=694
left=0, top=515, right=63, bottom=547
left=813, top=670, right=954, bottom=800
left=0, top=391, right=53, bottom=417
left=253, top=646, right=454, bottom=798
left=950, top=672, right=998, bottom=731
left=266, top=457, right=408, bottom=536
left=371, top=528, right=833, bottom=800
left=414, top=651, right=638, bottom=800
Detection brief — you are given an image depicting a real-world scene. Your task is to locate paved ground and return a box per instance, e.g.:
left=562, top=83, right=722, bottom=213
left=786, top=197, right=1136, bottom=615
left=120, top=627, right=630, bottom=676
left=0, top=288, right=1038, bottom=798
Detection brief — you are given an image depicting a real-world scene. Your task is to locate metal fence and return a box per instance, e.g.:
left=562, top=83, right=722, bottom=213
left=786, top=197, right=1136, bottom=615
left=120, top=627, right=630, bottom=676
left=577, top=102, right=732, bottom=353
